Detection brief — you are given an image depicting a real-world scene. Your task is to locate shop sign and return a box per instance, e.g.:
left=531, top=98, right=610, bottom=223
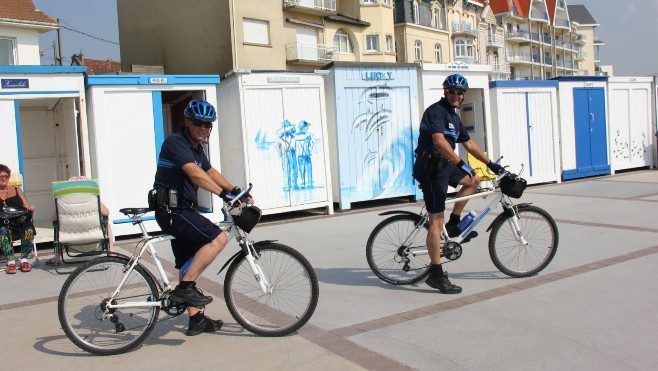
left=1, top=79, right=29, bottom=89
left=363, top=71, right=393, bottom=80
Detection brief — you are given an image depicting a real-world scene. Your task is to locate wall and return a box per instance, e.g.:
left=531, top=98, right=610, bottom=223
left=0, top=24, right=41, bottom=65
left=117, top=0, right=233, bottom=75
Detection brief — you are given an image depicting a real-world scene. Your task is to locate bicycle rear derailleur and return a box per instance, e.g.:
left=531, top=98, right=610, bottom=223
left=442, top=241, right=462, bottom=261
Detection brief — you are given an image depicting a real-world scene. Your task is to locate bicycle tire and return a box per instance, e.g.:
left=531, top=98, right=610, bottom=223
left=58, top=256, right=160, bottom=355
left=488, top=205, right=559, bottom=278
left=224, top=242, right=319, bottom=337
left=366, top=214, right=431, bottom=285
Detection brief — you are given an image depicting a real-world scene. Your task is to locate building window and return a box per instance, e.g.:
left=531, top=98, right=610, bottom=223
left=363, top=0, right=376, bottom=4
left=412, top=1, right=419, bottom=24
left=434, top=43, right=442, bottom=62
left=466, top=39, right=474, bottom=57
left=366, top=34, right=380, bottom=52
left=414, top=40, right=422, bottom=61
left=455, top=39, right=465, bottom=57
left=0, top=38, right=16, bottom=65
left=333, top=29, right=353, bottom=53
left=383, top=0, right=391, bottom=5
left=385, top=34, right=394, bottom=53
left=243, top=18, right=269, bottom=45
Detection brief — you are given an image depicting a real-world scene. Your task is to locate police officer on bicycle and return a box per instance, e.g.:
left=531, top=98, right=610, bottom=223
left=413, top=74, right=503, bottom=294
left=152, top=99, right=244, bottom=335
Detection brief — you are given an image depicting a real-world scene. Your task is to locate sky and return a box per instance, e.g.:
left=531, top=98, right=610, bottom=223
left=33, top=0, right=658, bottom=76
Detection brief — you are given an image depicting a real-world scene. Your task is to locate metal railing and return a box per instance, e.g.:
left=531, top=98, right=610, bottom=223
left=487, top=34, right=504, bottom=48
left=285, top=42, right=336, bottom=63
left=507, top=52, right=533, bottom=63
left=530, top=9, right=549, bottom=21
left=283, top=0, right=336, bottom=12
left=487, top=58, right=511, bottom=73
left=454, top=56, right=478, bottom=65
left=507, top=31, right=531, bottom=40
left=452, top=22, right=477, bottom=36
left=554, top=19, right=570, bottom=28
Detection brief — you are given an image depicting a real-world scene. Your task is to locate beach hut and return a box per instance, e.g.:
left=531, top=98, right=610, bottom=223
left=85, top=74, right=220, bottom=236
left=488, top=80, right=561, bottom=184
left=554, top=76, right=610, bottom=180
left=216, top=70, right=333, bottom=215
left=0, top=66, right=87, bottom=235
left=607, top=76, right=654, bottom=173
left=323, top=62, right=419, bottom=210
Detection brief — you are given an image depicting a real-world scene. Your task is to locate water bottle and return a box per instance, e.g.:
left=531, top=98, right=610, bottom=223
left=456, top=211, right=478, bottom=232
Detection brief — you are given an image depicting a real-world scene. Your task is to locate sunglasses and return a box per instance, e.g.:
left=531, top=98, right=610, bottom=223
left=447, top=89, right=465, bottom=96
left=191, top=120, right=213, bottom=129
left=0, top=175, right=9, bottom=180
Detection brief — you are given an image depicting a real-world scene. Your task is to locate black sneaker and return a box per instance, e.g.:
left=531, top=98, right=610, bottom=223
left=187, top=315, right=224, bottom=336
left=426, top=272, right=462, bottom=294
left=169, top=284, right=213, bottom=307
left=445, top=224, right=461, bottom=238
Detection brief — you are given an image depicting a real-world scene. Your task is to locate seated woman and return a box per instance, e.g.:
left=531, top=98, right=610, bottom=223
left=0, top=164, right=36, bottom=274
left=47, top=175, right=113, bottom=265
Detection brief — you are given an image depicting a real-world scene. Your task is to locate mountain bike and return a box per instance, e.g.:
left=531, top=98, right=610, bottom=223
left=366, top=166, right=559, bottom=285
left=58, top=184, right=319, bottom=355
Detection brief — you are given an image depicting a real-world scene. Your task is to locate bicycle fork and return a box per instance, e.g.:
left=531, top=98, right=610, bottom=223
left=506, top=206, right=529, bottom=246
left=240, top=239, right=271, bottom=295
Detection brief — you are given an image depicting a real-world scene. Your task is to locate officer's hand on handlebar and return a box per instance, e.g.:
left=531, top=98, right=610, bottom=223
left=457, top=160, right=476, bottom=178
left=487, top=161, right=504, bottom=175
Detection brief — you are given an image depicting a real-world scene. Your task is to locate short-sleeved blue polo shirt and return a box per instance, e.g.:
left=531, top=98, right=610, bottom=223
left=154, top=128, right=211, bottom=205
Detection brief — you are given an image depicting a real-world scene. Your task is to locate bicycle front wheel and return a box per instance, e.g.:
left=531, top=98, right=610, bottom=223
left=224, top=242, right=319, bottom=337
left=366, top=214, right=431, bottom=285
left=58, top=256, right=160, bottom=355
left=489, top=205, right=559, bottom=278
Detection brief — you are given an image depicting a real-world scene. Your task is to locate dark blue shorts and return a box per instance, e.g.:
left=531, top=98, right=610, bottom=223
left=413, top=162, right=466, bottom=213
left=155, top=208, right=223, bottom=269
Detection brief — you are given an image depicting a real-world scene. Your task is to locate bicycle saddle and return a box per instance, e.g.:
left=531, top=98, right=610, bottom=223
left=119, top=207, right=151, bottom=216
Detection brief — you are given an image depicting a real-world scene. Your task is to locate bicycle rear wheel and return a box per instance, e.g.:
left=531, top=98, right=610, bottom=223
left=488, top=205, right=559, bottom=278
left=58, top=256, right=160, bottom=355
left=366, top=214, right=431, bottom=285
left=224, top=242, right=318, bottom=337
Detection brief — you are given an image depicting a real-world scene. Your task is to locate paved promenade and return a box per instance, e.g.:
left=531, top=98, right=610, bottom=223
left=2, top=170, right=658, bottom=370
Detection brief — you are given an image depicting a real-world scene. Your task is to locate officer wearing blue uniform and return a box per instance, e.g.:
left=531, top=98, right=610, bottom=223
left=413, top=74, right=503, bottom=294
left=153, top=99, right=242, bottom=336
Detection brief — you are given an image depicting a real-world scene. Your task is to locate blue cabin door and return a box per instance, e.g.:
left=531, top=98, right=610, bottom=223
left=572, top=88, right=609, bottom=178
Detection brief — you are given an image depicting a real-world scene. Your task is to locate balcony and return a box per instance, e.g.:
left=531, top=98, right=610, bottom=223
left=573, top=34, right=587, bottom=45
left=507, top=52, right=533, bottom=63
left=544, top=56, right=553, bottom=66
left=285, top=43, right=336, bottom=64
left=454, top=56, right=478, bottom=65
left=506, top=31, right=531, bottom=42
left=575, top=51, right=587, bottom=61
left=556, top=39, right=574, bottom=50
left=487, top=34, right=504, bottom=48
left=486, top=58, right=511, bottom=73
left=452, top=22, right=477, bottom=37
left=283, top=0, right=337, bottom=15
left=554, top=19, right=570, bottom=29
left=530, top=9, right=549, bottom=22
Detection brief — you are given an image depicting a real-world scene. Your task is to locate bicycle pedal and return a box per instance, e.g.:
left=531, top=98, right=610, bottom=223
left=461, top=231, right=479, bottom=244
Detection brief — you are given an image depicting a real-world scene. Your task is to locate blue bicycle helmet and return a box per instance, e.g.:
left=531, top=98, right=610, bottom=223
left=443, top=74, right=469, bottom=91
left=184, top=99, right=217, bottom=123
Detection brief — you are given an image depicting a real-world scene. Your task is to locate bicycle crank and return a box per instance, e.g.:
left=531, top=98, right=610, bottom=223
left=442, top=242, right=463, bottom=261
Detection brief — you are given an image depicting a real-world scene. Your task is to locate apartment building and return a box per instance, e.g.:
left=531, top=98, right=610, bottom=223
left=117, top=0, right=398, bottom=76
left=567, top=4, right=598, bottom=76
left=393, top=1, right=504, bottom=71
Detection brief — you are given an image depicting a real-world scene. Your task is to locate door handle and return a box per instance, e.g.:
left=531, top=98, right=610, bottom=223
left=589, top=113, right=595, bottom=122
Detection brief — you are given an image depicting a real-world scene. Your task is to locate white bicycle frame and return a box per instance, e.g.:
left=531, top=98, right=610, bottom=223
left=105, top=192, right=269, bottom=312
left=405, top=172, right=529, bottom=257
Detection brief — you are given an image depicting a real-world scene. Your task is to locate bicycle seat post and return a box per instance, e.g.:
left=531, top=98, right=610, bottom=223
left=134, top=215, right=150, bottom=239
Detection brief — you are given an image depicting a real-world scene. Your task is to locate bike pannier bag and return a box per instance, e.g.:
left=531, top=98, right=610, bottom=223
left=499, top=176, right=527, bottom=198
left=234, top=205, right=262, bottom=233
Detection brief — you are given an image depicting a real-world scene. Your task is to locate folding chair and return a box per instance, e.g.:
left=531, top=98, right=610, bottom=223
left=52, top=179, right=109, bottom=274
left=467, top=152, right=496, bottom=188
